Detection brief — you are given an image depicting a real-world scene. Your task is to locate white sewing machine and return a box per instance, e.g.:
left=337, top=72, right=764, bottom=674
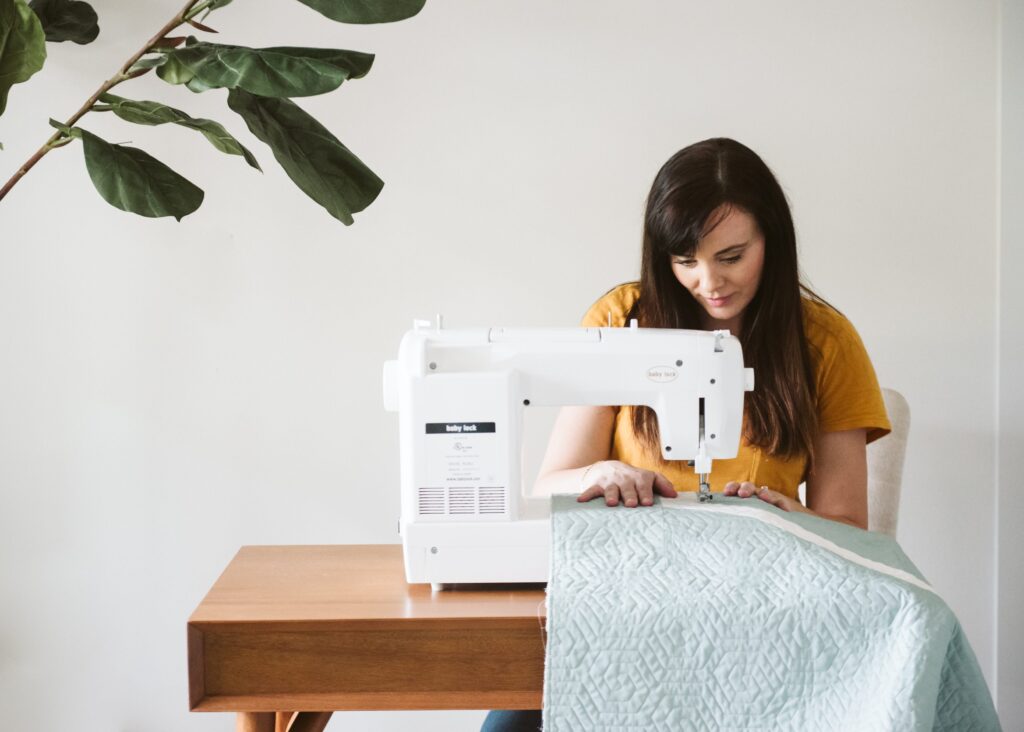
left=382, top=316, right=754, bottom=588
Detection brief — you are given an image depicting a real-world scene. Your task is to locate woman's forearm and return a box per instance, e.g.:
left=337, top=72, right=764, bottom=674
left=815, top=512, right=868, bottom=530
left=533, top=465, right=593, bottom=496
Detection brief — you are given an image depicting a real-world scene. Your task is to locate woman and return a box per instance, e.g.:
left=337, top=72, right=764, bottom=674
left=481, top=137, right=890, bottom=732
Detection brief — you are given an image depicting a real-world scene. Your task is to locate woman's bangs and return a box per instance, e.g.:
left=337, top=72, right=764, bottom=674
left=651, top=197, right=731, bottom=257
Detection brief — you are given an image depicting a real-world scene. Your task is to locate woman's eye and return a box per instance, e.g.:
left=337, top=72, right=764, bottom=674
left=720, top=256, right=742, bottom=265
left=674, top=260, right=697, bottom=268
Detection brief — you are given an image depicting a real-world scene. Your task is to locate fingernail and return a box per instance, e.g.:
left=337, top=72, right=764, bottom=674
left=758, top=485, right=768, bottom=493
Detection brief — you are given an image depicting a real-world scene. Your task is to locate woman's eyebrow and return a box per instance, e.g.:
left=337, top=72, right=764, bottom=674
left=714, top=242, right=749, bottom=256
left=671, top=242, right=748, bottom=261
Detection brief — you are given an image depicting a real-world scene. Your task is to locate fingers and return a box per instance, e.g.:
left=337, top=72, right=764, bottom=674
left=652, top=472, right=678, bottom=498
left=738, top=481, right=760, bottom=498
left=635, top=473, right=655, bottom=507
left=725, top=481, right=760, bottom=498
left=603, top=485, right=622, bottom=506
left=756, top=486, right=788, bottom=509
left=574, top=463, right=676, bottom=507
left=577, top=485, right=606, bottom=503
left=582, top=470, right=793, bottom=511
left=576, top=484, right=627, bottom=506
left=618, top=479, right=640, bottom=508
left=754, top=487, right=812, bottom=515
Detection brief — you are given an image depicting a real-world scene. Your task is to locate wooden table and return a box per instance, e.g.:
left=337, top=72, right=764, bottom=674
left=188, top=545, right=547, bottom=732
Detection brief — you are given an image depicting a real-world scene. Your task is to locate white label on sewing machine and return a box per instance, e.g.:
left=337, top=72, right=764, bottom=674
left=425, top=422, right=499, bottom=487
left=647, top=366, right=678, bottom=383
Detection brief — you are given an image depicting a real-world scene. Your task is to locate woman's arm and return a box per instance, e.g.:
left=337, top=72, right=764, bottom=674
left=804, top=428, right=869, bottom=529
left=534, top=406, right=678, bottom=506
left=729, top=428, right=869, bottom=529
left=533, top=406, right=617, bottom=495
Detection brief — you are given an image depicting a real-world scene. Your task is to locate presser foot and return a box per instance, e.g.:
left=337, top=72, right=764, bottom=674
left=698, top=480, right=713, bottom=502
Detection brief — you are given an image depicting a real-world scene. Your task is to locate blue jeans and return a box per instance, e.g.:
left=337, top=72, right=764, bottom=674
left=480, top=709, right=542, bottom=731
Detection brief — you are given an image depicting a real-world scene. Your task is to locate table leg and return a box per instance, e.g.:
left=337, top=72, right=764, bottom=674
left=288, top=712, right=333, bottom=732
left=276, top=712, right=297, bottom=732
left=236, top=712, right=275, bottom=732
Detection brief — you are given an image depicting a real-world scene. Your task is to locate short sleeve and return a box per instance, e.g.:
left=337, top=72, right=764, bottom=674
left=809, top=305, right=892, bottom=444
left=580, top=283, right=641, bottom=328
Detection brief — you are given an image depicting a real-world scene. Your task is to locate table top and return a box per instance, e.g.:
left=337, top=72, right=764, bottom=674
left=191, top=544, right=547, bottom=625
left=188, top=544, right=547, bottom=712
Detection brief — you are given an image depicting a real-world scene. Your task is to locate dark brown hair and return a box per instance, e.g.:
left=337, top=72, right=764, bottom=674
left=628, top=137, right=826, bottom=464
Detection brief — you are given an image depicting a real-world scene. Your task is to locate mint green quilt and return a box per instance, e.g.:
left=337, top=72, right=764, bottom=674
left=543, top=495, right=1000, bottom=731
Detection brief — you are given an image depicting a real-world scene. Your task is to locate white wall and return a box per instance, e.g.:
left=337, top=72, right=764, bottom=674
left=997, top=0, right=1023, bottom=728
left=0, top=1, right=1003, bottom=729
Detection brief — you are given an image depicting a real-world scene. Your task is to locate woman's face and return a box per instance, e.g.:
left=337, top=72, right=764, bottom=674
left=669, top=205, right=766, bottom=333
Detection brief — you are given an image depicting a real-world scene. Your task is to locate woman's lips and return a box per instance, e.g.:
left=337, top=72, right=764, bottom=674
left=704, top=295, right=732, bottom=308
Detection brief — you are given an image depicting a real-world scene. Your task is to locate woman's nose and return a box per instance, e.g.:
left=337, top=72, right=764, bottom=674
left=700, top=264, right=725, bottom=292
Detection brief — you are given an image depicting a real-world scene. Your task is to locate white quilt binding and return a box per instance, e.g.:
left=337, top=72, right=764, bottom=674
left=660, top=495, right=936, bottom=595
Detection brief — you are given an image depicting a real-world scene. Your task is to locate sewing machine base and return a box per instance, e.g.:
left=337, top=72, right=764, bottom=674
left=403, top=518, right=551, bottom=586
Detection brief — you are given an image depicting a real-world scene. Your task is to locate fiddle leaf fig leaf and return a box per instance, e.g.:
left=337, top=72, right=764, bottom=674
left=75, top=127, right=204, bottom=220
left=98, top=92, right=261, bottom=170
left=293, top=0, right=425, bottom=24
left=149, top=35, right=186, bottom=50
left=0, top=0, right=47, bottom=117
left=48, top=116, right=75, bottom=136
left=28, top=0, right=99, bottom=44
left=184, top=75, right=215, bottom=93
left=227, top=88, right=382, bottom=224
left=153, top=52, right=193, bottom=84
left=127, top=55, right=167, bottom=74
left=156, top=38, right=374, bottom=97
left=186, top=17, right=217, bottom=33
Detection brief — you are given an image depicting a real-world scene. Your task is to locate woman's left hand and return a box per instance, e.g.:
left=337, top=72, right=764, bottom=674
left=722, top=481, right=813, bottom=516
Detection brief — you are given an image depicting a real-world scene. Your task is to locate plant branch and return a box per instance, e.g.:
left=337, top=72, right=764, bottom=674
left=0, top=0, right=206, bottom=204
left=184, top=0, right=216, bottom=22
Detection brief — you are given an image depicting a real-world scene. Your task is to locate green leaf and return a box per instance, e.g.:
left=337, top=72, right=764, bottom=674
left=75, top=127, right=204, bottom=220
left=98, top=92, right=261, bottom=170
left=293, top=0, right=425, bottom=24
left=127, top=56, right=167, bottom=74
left=186, top=17, right=218, bottom=33
left=157, top=38, right=374, bottom=97
left=151, top=35, right=187, bottom=50
left=227, top=88, right=382, bottom=225
left=0, top=0, right=47, bottom=117
left=48, top=116, right=72, bottom=135
left=184, top=75, right=215, bottom=93
left=28, top=0, right=99, bottom=44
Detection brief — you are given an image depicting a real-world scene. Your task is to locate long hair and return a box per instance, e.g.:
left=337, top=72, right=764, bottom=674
left=628, top=138, right=824, bottom=464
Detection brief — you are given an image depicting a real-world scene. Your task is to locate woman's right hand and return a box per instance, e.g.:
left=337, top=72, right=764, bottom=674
left=576, top=460, right=678, bottom=507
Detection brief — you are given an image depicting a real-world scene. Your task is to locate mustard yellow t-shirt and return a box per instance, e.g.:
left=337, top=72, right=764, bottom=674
left=581, top=283, right=891, bottom=499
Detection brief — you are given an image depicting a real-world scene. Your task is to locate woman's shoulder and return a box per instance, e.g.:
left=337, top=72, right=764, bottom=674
left=800, top=296, right=890, bottom=440
left=800, top=296, right=879, bottom=390
left=580, top=282, right=641, bottom=327
left=800, top=296, right=863, bottom=351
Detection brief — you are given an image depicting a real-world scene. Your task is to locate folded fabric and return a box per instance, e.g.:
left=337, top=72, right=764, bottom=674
left=543, top=494, right=1000, bottom=731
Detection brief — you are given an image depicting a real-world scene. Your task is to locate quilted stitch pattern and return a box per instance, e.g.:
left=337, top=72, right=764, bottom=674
left=543, top=496, right=1000, bottom=731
